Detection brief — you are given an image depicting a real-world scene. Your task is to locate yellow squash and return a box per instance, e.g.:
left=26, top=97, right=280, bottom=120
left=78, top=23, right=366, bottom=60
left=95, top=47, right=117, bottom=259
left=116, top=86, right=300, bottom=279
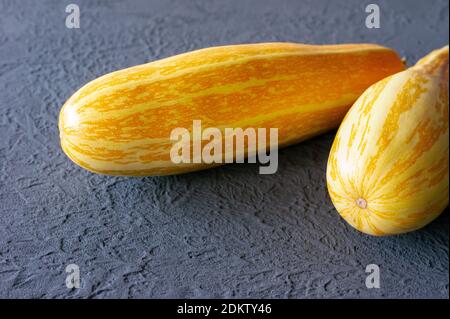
left=327, top=46, right=449, bottom=236
left=59, top=42, right=404, bottom=176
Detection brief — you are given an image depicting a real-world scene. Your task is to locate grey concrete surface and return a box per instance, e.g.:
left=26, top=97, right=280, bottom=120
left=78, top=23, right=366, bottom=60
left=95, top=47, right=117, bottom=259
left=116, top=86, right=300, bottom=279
left=0, top=0, right=448, bottom=298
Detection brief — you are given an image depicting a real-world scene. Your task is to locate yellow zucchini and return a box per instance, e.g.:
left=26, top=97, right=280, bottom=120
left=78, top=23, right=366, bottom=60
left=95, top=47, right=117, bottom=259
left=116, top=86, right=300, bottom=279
left=59, top=42, right=404, bottom=176
left=327, top=45, right=449, bottom=236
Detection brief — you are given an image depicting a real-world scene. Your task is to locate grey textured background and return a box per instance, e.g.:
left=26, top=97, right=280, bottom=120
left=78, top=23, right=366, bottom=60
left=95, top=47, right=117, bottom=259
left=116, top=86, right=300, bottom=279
left=0, top=0, right=448, bottom=299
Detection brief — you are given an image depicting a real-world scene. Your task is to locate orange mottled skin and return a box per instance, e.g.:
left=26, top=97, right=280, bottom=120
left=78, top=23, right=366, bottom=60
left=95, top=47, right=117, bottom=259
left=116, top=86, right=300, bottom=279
left=59, top=42, right=405, bottom=176
left=327, top=45, right=449, bottom=236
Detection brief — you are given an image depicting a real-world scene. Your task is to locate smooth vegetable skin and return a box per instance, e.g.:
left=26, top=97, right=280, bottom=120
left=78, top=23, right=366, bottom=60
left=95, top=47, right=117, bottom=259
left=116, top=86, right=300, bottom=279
left=59, top=42, right=404, bottom=176
left=327, top=45, right=449, bottom=236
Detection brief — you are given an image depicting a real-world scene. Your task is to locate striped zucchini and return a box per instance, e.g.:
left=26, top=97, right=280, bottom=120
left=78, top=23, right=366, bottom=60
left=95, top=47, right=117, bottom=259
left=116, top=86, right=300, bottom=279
left=59, top=42, right=404, bottom=176
left=327, top=45, right=449, bottom=236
